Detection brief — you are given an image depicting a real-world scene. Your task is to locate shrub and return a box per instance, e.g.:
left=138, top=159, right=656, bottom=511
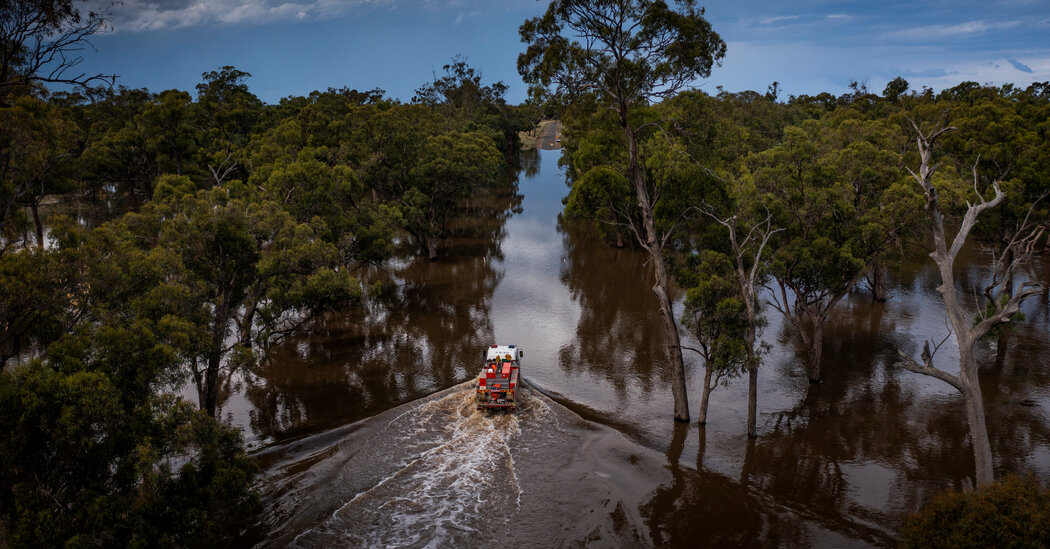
left=900, top=475, right=1050, bottom=548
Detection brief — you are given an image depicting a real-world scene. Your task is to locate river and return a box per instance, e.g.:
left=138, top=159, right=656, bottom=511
left=231, top=147, right=1050, bottom=547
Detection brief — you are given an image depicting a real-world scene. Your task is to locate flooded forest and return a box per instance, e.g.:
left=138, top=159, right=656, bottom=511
left=3, top=2, right=1050, bottom=548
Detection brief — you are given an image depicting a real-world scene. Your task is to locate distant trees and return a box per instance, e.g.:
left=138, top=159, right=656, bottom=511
left=404, top=131, right=504, bottom=259
left=0, top=96, right=78, bottom=248
left=519, top=0, right=726, bottom=422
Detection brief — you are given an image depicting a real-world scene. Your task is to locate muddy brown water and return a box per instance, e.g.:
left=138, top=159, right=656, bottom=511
left=228, top=148, right=1050, bottom=547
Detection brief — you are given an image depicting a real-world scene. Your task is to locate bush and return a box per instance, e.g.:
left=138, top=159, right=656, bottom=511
left=900, top=475, right=1050, bottom=548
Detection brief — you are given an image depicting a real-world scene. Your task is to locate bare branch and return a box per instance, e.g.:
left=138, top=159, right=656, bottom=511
left=895, top=349, right=962, bottom=391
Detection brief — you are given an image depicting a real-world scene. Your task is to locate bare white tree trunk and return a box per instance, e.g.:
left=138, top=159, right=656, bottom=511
left=896, top=118, right=1044, bottom=488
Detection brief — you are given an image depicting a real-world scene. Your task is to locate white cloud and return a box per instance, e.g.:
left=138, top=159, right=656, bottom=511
left=454, top=9, right=481, bottom=26
left=826, top=14, right=851, bottom=20
left=759, top=15, right=800, bottom=25
left=107, top=0, right=392, bottom=31
left=882, top=20, right=1020, bottom=41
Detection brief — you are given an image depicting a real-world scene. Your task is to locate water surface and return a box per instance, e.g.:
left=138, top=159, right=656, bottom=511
left=234, top=148, right=1050, bottom=547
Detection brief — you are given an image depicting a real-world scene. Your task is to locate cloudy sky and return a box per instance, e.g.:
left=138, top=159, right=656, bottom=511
left=75, top=0, right=1050, bottom=103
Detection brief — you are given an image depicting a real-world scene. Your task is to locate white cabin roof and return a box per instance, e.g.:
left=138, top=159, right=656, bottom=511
left=486, top=345, right=523, bottom=362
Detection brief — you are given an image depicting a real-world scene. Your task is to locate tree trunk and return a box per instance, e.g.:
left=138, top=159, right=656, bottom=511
left=654, top=279, right=690, bottom=422
left=747, top=365, right=758, bottom=438
left=745, top=297, right=760, bottom=437
left=30, top=202, right=43, bottom=249
left=962, top=372, right=994, bottom=488
left=426, top=236, right=438, bottom=260
left=1003, top=245, right=1014, bottom=299
left=697, top=424, right=708, bottom=469
left=204, top=350, right=221, bottom=418
left=620, top=104, right=689, bottom=422
left=740, top=436, right=756, bottom=485
left=203, top=306, right=230, bottom=418
left=805, top=318, right=824, bottom=383
left=872, top=264, right=887, bottom=302
left=698, top=365, right=713, bottom=425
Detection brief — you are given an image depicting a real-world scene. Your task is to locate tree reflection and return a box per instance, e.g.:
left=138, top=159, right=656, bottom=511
left=236, top=179, right=523, bottom=442
left=556, top=219, right=671, bottom=399
left=643, top=278, right=1050, bottom=545
left=641, top=423, right=808, bottom=547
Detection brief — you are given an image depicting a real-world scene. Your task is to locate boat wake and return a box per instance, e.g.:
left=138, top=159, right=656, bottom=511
left=243, top=382, right=658, bottom=548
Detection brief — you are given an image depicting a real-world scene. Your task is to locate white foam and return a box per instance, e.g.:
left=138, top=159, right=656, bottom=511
left=292, top=387, right=531, bottom=547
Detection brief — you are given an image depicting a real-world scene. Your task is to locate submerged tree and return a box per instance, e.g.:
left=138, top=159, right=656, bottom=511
left=895, top=117, right=1046, bottom=488
left=122, top=181, right=359, bottom=417
left=752, top=113, right=915, bottom=383
left=519, top=0, right=726, bottom=421
left=688, top=201, right=779, bottom=436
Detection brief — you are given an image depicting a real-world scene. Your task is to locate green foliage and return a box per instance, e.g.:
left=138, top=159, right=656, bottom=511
left=519, top=0, right=726, bottom=104
left=752, top=112, right=915, bottom=303
left=0, top=238, right=78, bottom=363
left=564, top=165, right=634, bottom=245
left=0, top=96, right=80, bottom=243
left=403, top=130, right=505, bottom=257
left=153, top=173, right=197, bottom=202
left=681, top=250, right=751, bottom=377
left=900, top=475, right=1050, bottom=549
left=0, top=328, right=257, bottom=547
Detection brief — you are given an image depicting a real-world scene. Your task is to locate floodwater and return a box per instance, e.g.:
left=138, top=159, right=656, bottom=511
left=231, top=148, right=1050, bottom=547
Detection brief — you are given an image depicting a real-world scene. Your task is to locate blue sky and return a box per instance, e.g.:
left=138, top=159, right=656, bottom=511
left=75, top=0, right=1050, bottom=103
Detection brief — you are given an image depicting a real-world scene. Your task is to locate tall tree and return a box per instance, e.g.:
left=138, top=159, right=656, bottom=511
left=413, top=56, right=509, bottom=126
left=0, top=0, right=115, bottom=103
left=519, top=0, right=726, bottom=421
left=195, top=66, right=262, bottom=185
left=895, top=117, right=1046, bottom=488
left=688, top=199, right=779, bottom=436
left=404, top=131, right=504, bottom=259
left=0, top=96, right=78, bottom=248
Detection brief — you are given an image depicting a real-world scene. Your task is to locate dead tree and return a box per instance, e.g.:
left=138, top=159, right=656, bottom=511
left=896, top=118, right=1045, bottom=488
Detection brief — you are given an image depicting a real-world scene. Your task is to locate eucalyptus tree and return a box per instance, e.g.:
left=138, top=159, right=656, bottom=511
left=195, top=66, right=263, bottom=185
left=0, top=96, right=78, bottom=248
left=752, top=112, right=917, bottom=383
left=940, top=85, right=1050, bottom=298
left=405, top=130, right=504, bottom=259
left=414, top=56, right=509, bottom=127
left=519, top=0, right=726, bottom=421
left=685, top=196, right=779, bottom=435
left=123, top=180, right=359, bottom=417
left=0, top=0, right=115, bottom=103
left=896, top=117, right=1046, bottom=488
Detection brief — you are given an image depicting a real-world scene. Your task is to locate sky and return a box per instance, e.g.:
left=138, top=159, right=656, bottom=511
left=72, top=0, right=1050, bottom=104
